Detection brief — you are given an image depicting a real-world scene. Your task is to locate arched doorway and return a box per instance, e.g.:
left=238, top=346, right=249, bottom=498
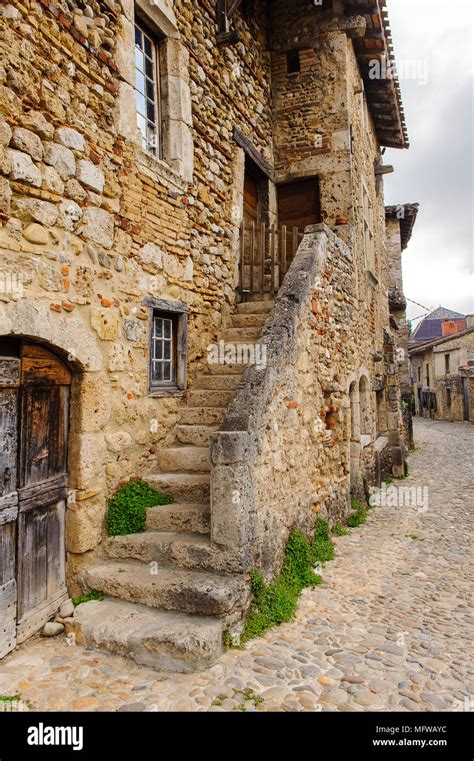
left=0, top=338, right=71, bottom=657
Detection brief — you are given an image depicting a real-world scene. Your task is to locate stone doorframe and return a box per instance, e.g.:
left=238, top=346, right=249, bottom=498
left=0, top=303, right=106, bottom=591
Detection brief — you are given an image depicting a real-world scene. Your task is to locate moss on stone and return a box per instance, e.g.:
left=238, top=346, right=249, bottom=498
left=106, top=479, right=173, bottom=537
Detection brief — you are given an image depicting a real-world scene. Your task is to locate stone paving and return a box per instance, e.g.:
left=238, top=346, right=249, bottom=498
left=1, top=418, right=472, bottom=712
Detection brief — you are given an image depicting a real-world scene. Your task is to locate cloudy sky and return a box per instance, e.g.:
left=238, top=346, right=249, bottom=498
left=383, top=0, right=474, bottom=326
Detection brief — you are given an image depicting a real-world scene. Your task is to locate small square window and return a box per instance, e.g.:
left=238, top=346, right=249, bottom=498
left=286, top=50, right=300, bottom=74
left=147, top=300, right=188, bottom=395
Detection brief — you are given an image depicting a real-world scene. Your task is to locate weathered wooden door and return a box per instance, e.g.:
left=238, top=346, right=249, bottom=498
left=0, top=341, right=71, bottom=654
left=0, top=352, right=19, bottom=658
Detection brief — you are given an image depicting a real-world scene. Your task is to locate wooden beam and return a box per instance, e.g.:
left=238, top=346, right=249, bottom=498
left=217, top=30, right=241, bottom=46
left=227, top=0, right=243, bottom=18
left=233, top=126, right=274, bottom=180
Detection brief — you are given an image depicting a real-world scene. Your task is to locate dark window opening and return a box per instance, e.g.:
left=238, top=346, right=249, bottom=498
left=286, top=50, right=300, bottom=74
left=417, top=366, right=421, bottom=383
left=445, top=353, right=450, bottom=374
left=426, top=363, right=430, bottom=388
left=446, top=387, right=452, bottom=407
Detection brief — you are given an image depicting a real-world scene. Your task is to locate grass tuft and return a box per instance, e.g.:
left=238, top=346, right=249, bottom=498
left=106, top=478, right=173, bottom=536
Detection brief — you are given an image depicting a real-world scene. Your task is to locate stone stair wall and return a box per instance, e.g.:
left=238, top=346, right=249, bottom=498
left=209, top=224, right=359, bottom=579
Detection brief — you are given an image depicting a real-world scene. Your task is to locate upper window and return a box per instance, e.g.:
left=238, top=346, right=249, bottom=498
left=135, top=20, right=162, bottom=157
left=444, top=353, right=450, bottom=373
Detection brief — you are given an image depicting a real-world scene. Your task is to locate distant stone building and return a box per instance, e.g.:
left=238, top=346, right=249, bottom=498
left=409, top=319, right=474, bottom=423
left=1, top=0, right=414, bottom=668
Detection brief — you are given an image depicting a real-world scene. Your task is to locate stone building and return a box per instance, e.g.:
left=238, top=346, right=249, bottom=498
left=385, top=202, right=418, bottom=448
left=0, top=0, right=413, bottom=669
left=409, top=320, right=474, bottom=424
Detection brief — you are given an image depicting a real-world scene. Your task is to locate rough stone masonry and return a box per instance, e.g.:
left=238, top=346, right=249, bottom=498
left=0, top=0, right=414, bottom=664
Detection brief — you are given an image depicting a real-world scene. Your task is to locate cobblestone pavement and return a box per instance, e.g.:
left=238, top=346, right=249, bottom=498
left=1, top=418, right=472, bottom=712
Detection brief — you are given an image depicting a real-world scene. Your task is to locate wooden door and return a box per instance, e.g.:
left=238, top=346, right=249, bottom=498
left=243, top=172, right=259, bottom=226
left=0, top=354, right=20, bottom=658
left=0, top=341, right=71, bottom=652
left=277, top=178, right=321, bottom=266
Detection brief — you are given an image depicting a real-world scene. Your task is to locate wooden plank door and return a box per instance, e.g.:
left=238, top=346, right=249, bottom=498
left=0, top=354, right=20, bottom=658
left=16, top=345, right=71, bottom=643
left=277, top=177, right=321, bottom=266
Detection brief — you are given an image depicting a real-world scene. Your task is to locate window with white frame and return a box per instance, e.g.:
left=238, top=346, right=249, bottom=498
left=134, top=20, right=162, bottom=157
left=147, top=299, right=188, bottom=395
left=362, top=182, right=375, bottom=274
left=151, top=313, right=176, bottom=384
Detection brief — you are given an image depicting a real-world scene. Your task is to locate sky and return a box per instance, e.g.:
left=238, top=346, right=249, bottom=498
left=383, top=0, right=474, bottom=326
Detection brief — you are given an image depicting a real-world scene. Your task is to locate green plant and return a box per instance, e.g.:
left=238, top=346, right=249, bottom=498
left=211, top=699, right=223, bottom=707
left=310, top=518, right=335, bottom=563
left=106, top=478, right=173, bottom=536
left=384, top=476, right=394, bottom=484
left=72, top=590, right=104, bottom=606
left=332, top=523, right=348, bottom=536
left=0, top=695, right=21, bottom=702
left=348, top=497, right=368, bottom=527
left=241, top=528, right=323, bottom=644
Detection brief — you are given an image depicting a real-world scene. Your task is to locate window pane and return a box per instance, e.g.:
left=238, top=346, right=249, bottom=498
left=135, top=26, right=142, bottom=47
left=135, top=92, right=146, bottom=117
left=135, top=70, right=145, bottom=94
left=163, top=320, right=171, bottom=338
left=144, top=35, right=152, bottom=58
left=164, top=341, right=171, bottom=360
left=135, top=46, right=143, bottom=71
left=163, top=363, right=171, bottom=381
left=155, top=318, right=163, bottom=338
left=155, top=342, right=163, bottom=360
left=145, top=57, right=154, bottom=80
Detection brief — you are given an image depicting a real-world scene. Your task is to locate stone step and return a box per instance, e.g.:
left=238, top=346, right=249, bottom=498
left=157, top=446, right=210, bottom=473
left=236, top=300, right=274, bottom=314
left=186, top=390, right=234, bottom=408
left=217, top=331, right=259, bottom=345
left=193, top=374, right=241, bottom=391
left=179, top=406, right=226, bottom=426
left=73, top=598, right=223, bottom=673
left=175, top=424, right=218, bottom=446
left=218, top=327, right=261, bottom=342
left=231, top=313, right=267, bottom=328
left=105, top=531, right=237, bottom=574
left=145, top=473, right=210, bottom=503
left=81, top=560, right=247, bottom=617
left=105, top=531, right=208, bottom=565
left=206, top=362, right=246, bottom=376
left=146, top=502, right=210, bottom=534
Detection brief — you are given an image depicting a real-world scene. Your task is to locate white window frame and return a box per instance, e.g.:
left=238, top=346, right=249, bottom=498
left=134, top=19, right=162, bottom=158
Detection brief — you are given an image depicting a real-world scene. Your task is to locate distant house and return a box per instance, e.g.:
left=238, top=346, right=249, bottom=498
left=410, top=307, right=467, bottom=345
left=409, top=319, right=474, bottom=423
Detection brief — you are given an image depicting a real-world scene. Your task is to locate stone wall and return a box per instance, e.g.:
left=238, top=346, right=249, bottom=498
left=0, top=0, right=408, bottom=589
left=210, top=225, right=396, bottom=580
left=0, top=0, right=276, bottom=576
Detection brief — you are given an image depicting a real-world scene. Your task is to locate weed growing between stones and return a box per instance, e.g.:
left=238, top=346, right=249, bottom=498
left=347, top=497, right=369, bottom=527
left=239, top=523, right=336, bottom=644
left=106, top=479, right=173, bottom=536
left=332, top=523, right=349, bottom=536
left=72, top=590, right=104, bottom=606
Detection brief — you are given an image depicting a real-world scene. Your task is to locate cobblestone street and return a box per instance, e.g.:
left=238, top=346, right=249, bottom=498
left=1, top=418, right=472, bottom=713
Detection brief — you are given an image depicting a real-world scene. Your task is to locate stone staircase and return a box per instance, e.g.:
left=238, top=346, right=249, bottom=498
left=75, top=300, right=273, bottom=672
